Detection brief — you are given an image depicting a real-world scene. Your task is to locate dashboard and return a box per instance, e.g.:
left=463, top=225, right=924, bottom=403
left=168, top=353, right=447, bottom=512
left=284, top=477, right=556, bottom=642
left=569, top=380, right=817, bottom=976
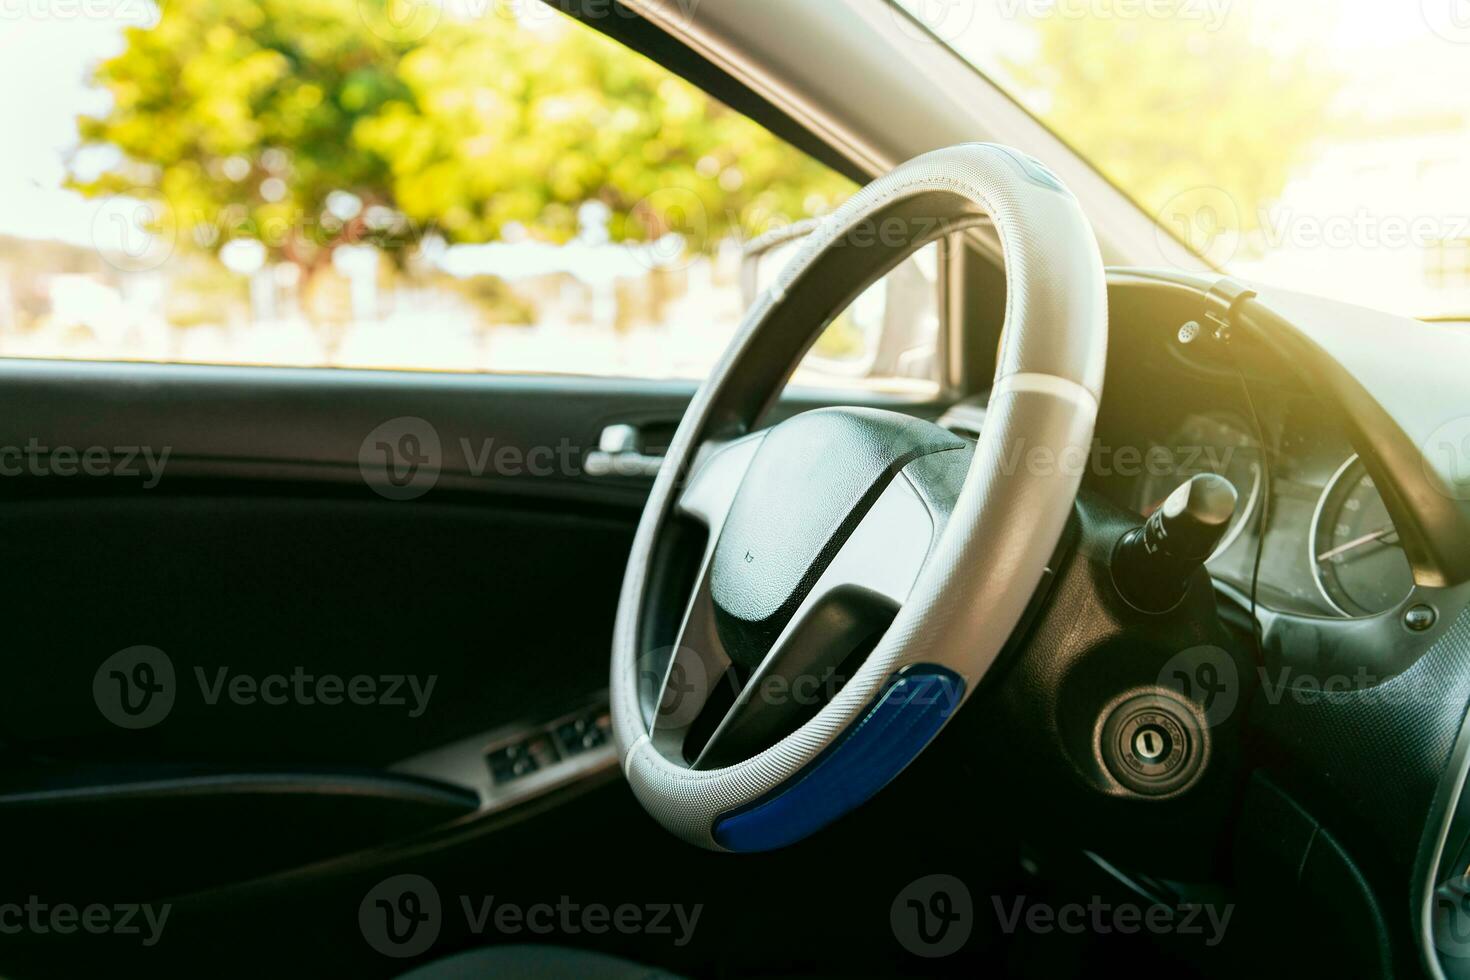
left=1082, top=273, right=1470, bottom=980
left=1089, top=305, right=1416, bottom=624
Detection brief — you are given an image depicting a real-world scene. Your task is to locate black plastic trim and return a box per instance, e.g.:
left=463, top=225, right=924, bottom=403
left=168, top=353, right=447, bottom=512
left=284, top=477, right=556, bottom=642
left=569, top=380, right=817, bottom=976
left=544, top=0, right=867, bottom=183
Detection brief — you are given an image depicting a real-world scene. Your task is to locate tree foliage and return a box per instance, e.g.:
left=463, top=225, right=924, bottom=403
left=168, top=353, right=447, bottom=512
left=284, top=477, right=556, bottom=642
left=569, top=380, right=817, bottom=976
left=71, top=0, right=854, bottom=269
left=1003, top=1, right=1343, bottom=251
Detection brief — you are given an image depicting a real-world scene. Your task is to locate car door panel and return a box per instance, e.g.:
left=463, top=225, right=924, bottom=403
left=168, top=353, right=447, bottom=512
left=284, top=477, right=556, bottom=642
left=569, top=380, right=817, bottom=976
left=0, top=358, right=946, bottom=902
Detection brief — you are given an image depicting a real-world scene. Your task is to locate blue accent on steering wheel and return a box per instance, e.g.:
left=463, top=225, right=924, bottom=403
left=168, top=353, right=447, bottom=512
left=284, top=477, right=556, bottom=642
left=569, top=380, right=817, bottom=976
left=711, top=665, right=965, bottom=853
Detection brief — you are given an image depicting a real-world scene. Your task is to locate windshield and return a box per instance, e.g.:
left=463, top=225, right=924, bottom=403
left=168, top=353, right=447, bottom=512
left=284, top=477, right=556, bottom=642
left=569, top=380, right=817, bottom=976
left=895, top=0, right=1470, bottom=319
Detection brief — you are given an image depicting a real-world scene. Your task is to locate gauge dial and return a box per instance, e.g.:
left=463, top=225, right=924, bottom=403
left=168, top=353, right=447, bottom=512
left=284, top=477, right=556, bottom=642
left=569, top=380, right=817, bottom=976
left=1310, top=456, right=1415, bottom=617
left=1137, top=413, right=1263, bottom=563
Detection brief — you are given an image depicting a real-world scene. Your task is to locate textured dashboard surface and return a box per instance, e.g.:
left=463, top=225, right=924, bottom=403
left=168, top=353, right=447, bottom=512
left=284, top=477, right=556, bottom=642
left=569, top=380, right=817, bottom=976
left=1256, top=601, right=1470, bottom=885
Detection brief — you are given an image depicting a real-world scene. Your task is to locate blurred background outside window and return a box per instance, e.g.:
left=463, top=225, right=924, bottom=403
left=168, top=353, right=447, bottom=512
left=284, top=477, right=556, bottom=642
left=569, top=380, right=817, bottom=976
left=896, top=0, right=1470, bottom=319
left=1, top=1, right=946, bottom=388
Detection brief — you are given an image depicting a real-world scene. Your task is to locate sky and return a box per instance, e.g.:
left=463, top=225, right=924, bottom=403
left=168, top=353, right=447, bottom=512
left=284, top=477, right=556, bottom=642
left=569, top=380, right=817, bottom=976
left=0, top=13, right=144, bottom=246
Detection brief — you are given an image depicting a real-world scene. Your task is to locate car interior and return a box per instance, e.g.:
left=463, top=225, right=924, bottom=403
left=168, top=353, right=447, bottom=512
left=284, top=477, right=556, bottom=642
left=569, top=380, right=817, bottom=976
left=3, top=1, right=1470, bottom=977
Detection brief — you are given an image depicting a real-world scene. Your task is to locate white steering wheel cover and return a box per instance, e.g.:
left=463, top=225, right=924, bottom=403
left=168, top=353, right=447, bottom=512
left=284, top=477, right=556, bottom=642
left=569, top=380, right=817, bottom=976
left=611, top=143, right=1107, bottom=849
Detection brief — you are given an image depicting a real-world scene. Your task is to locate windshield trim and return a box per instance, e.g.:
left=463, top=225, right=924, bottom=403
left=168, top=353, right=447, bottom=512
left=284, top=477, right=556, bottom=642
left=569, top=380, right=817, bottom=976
left=628, top=0, right=1208, bottom=271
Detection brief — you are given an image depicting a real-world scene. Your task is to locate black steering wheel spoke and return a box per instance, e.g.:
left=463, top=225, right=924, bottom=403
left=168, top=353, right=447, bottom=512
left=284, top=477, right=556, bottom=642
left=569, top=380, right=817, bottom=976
left=672, top=434, right=766, bottom=532
left=652, top=435, right=960, bottom=770
left=640, top=434, right=765, bottom=750
left=688, top=465, right=944, bottom=769
left=647, top=553, right=736, bottom=761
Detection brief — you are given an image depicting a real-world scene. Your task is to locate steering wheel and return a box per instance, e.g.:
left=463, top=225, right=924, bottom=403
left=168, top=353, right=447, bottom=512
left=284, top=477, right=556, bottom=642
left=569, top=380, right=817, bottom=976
left=611, top=143, right=1108, bottom=851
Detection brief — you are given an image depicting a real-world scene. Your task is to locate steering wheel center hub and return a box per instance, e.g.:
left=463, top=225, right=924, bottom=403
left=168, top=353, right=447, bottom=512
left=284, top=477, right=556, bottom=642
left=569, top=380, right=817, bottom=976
left=710, top=408, right=963, bottom=668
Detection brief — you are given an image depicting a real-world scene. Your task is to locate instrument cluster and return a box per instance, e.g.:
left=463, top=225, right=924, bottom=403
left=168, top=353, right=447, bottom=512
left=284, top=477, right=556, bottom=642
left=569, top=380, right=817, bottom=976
left=1114, top=405, right=1414, bottom=620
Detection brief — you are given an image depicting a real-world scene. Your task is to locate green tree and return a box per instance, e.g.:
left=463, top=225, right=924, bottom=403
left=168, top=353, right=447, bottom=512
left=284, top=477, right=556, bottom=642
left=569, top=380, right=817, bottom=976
left=1002, top=1, right=1342, bottom=256
left=352, top=12, right=854, bottom=247
left=74, top=0, right=418, bottom=275
left=70, top=0, right=852, bottom=275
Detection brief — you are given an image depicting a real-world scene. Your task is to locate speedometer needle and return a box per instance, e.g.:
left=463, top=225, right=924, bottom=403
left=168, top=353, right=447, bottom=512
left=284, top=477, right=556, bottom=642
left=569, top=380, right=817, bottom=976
left=1316, top=526, right=1397, bottom=564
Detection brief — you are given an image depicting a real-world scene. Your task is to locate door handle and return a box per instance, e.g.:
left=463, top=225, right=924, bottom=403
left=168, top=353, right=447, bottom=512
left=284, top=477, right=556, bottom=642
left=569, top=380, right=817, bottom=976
left=586, top=424, right=665, bottom=479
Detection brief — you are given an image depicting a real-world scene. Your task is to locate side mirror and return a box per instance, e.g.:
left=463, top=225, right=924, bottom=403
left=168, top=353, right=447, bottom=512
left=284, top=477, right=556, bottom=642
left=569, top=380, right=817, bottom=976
left=740, top=222, right=942, bottom=386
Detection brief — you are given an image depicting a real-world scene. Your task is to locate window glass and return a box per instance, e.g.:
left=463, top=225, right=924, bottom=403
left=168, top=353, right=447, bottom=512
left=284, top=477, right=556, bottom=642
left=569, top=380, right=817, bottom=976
left=0, top=1, right=938, bottom=391
left=894, top=0, right=1470, bottom=319
left=752, top=238, right=942, bottom=388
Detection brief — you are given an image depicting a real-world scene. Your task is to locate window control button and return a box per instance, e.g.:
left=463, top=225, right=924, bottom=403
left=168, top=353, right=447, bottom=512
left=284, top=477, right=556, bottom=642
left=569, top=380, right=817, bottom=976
left=488, top=704, right=613, bottom=785
left=555, top=712, right=610, bottom=755
left=555, top=722, right=585, bottom=752
left=488, top=742, right=542, bottom=784
left=525, top=735, right=560, bottom=767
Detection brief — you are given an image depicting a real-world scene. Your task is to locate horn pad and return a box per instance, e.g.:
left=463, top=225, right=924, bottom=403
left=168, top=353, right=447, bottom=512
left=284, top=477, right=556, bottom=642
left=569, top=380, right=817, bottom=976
left=710, top=408, right=963, bottom=668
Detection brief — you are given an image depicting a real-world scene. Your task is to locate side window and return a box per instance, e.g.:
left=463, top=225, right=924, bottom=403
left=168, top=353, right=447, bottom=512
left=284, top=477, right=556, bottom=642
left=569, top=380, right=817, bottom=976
left=745, top=231, right=943, bottom=393
left=0, top=2, right=939, bottom=393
